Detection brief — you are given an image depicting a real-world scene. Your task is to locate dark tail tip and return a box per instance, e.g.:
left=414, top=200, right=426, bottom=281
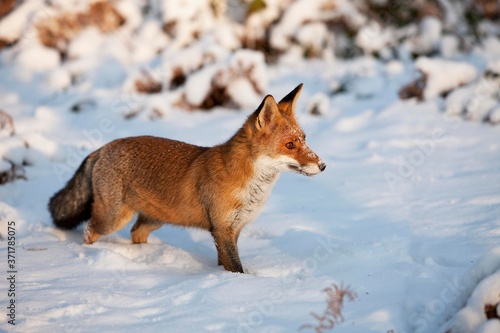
left=48, top=154, right=94, bottom=230
left=49, top=192, right=92, bottom=230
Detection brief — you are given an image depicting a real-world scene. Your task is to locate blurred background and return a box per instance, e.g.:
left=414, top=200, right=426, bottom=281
left=0, top=1, right=500, bottom=332
left=1, top=0, right=499, bottom=110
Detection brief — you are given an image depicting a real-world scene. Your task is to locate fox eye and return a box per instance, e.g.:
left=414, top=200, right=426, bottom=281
left=285, top=142, right=295, bottom=149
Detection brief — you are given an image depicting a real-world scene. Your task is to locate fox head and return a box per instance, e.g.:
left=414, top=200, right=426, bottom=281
left=244, top=83, right=326, bottom=176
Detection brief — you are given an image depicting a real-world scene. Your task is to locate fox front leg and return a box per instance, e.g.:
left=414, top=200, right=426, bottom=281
left=211, top=229, right=244, bottom=273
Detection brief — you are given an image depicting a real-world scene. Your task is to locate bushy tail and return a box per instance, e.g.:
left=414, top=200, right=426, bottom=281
left=49, top=152, right=98, bottom=229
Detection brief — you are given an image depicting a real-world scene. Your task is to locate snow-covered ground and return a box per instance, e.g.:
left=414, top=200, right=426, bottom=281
left=1, top=1, right=500, bottom=332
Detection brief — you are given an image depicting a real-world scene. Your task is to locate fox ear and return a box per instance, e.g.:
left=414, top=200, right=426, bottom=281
left=278, top=83, right=303, bottom=115
left=255, top=95, right=279, bottom=131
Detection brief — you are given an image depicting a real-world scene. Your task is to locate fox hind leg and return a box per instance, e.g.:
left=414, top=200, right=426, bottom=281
left=84, top=222, right=101, bottom=244
left=84, top=197, right=135, bottom=244
left=131, top=214, right=163, bottom=244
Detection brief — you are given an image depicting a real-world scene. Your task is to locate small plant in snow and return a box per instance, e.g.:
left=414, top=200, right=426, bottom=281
left=0, top=109, right=15, bottom=137
left=485, top=301, right=500, bottom=319
left=0, top=159, right=26, bottom=185
left=135, top=70, right=163, bottom=94
left=300, top=283, right=357, bottom=333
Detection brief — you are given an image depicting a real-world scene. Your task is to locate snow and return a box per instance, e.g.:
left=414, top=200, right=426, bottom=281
left=226, top=49, right=268, bottom=93
left=0, top=159, right=11, bottom=172
left=480, top=37, right=500, bottom=59
left=161, top=0, right=217, bottom=48
left=489, top=106, right=500, bottom=124
left=0, top=0, right=44, bottom=42
left=444, top=72, right=500, bottom=122
left=2, top=55, right=500, bottom=330
left=0, top=138, right=28, bottom=166
left=46, top=67, right=71, bottom=90
left=438, top=247, right=500, bottom=333
left=478, top=320, right=500, bottom=333
left=334, top=109, right=373, bottom=133
left=213, top=21, right=242, bottom=51
left=1, top=1, right=500, bottom=332
left=412, top=16, right=442, bottom=55
left=385, top=60, right=405, bottom=75
left=440, top=35, right=460, bottom=58
left=415, top=57, right=478, bottom=100
left=268, top=0, right=346, bottom=55
left=243, top=0, right=287, bottom=44
left=132, top=21, right=169, bottom=63
left=67, top=27, right=105, bottom=60
left=269, top=0, right=314, bottom=51
left=114, top=0, right=142, bottom=31
left=307, top=93, right=330, bottom=116
left=16, top=42, right=60, bottom=73
left=184, top=65, right=219, bottom=106
left=487, top=58, right=500, bottom=74
left=355, top=21, right=394, bottom=54
left=295, top=22, right=329, bottom=55
left=226, top=78, right=261, bottom=108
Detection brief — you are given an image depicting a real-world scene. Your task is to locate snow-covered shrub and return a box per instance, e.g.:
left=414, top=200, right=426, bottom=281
left=131, top=20, right=169, bottom=63
left=308, top=93, right=330, bottom=116
left=241, top=0, right=292, bottom=61
left=242, top=0, right=362, bottom=61
left=179, top=49, right=268, bottom=109
left=471, top=0, right=500, bottom=19
left=217, top=49, right=267, bottom=106
left=160, top=37, right=229, bottom=91
left=399, top=56, right=500, bottom=125
left=0, top=115, right=62, bottom=184
left=399, top=75, right=427, bottom=100
left=353, top=0, right=445, bottom=57
left=0, top=0, right=142, bottom=60
left=1, top=0, right=499, bottom=116
left=36, top=1, right=125, bottom=52
left=134, top=70, right=163, bottom=94
left=1, top=0, right=499, bottom=64
left=268, top=0, right=339, bottom=58
left=161, top=0, right=220, bottom=48
left=400, top=58, right=477, bottom=101
left=438, top=247, right=500, bottom=333
left=416, top=57, right=477, bottom=100
left=238, top=0, right=497, bottom=61
left=355, top=20, right=395, bottom=57
left=0, top=112, right=27, bottom=185
left=0, top=159, right=26, bottom=185
left=464, top=96, right=498, bottom=122
left=409, top=16, right=442, bottom=55
left=0, top=0, right=40, bottom=47
left=487, top=106, right=500, bottom=124
left=443, top=58, right=500, bottom=123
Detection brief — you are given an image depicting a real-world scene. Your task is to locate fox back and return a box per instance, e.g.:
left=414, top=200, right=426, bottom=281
left=49, top=83, right=326, bottom=273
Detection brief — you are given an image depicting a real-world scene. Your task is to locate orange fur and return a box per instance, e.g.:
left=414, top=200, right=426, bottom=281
left=49, top=84, right=326, bottom=273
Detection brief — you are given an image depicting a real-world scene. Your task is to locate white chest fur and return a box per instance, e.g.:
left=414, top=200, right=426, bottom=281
left=230, top=156, right=280, bottom=230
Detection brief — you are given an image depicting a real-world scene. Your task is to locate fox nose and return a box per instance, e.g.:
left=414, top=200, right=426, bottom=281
left=319, top=162, right=326, bottom=172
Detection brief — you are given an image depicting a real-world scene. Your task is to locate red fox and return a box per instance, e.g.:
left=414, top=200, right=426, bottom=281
left=49, top=84, right=325, bottom=273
